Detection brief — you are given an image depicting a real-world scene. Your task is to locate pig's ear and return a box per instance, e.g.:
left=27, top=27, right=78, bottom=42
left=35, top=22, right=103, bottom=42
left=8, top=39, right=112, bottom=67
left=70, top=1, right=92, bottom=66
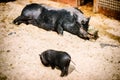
left=87, top=17, right=91, bottom=24
left=82, top=17, right=91, bottom=25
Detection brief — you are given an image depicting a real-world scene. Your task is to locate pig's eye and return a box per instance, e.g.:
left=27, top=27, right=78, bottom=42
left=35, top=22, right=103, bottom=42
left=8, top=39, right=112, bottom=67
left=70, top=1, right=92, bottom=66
left=81, top=20, right=86, bottom=25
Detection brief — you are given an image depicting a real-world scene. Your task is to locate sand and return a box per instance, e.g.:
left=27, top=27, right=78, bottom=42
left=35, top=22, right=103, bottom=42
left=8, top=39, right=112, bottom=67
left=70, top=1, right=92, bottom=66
left=0, top=0, right=120, bottom=80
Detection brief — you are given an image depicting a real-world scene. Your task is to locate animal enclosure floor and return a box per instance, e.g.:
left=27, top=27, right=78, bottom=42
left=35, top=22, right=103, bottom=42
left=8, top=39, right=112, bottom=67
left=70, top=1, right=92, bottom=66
left=0, top=0, right=120, bottom=80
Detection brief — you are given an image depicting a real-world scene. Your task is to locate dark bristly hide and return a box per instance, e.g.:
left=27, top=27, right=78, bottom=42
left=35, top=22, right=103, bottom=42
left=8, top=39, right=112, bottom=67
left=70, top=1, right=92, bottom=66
left=39, top=49, right=71, bottom=77
left=13, top=3, right=98, bottom=40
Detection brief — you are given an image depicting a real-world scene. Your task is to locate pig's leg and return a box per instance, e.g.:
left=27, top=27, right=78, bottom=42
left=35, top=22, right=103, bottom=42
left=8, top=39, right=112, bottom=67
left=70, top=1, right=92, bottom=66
left=13, top=16, right=30, bottom=25
left=13, top=16, right=24, bottom=25
left=78, top=26, right=89, bottom=40
left=56, top=25, right=63, bottom=35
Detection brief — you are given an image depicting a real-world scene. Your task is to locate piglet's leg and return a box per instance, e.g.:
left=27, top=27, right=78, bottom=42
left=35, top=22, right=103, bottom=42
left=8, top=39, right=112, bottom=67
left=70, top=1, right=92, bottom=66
left=51, top=65, right=55, bottom=69
left=60, top=67, right=67, bottom=77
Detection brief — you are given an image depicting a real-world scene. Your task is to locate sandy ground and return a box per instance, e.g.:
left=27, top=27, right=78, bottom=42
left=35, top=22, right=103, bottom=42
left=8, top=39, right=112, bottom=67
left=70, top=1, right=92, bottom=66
left=0, top=0, right=120, bottom=80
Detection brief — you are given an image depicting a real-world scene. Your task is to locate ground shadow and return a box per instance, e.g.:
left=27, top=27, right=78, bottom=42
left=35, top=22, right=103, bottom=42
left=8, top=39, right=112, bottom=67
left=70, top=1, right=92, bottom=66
left=68, top=64, right=75, bottom=75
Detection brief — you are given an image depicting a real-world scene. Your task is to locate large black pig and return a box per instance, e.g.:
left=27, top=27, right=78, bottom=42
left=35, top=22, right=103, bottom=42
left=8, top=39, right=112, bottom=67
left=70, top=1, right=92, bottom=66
left=13, top=3, right=98, bottom=40
left=39, top=49, right=71, bottom=77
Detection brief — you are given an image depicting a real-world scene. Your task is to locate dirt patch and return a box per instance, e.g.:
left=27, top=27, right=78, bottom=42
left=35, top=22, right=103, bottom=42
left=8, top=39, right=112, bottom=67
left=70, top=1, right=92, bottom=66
left=0, top=0, right=120, bottom=80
